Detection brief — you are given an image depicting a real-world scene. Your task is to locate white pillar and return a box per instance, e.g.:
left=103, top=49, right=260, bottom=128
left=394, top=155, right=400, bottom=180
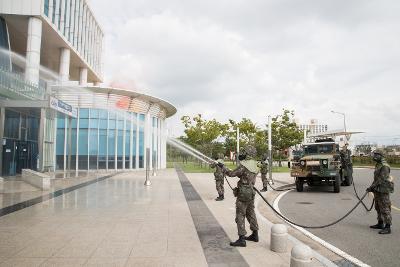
left=79, top=67, right=87, bottom=85
left=59, top=47, right=70, bottom=82
left=161, top=119, right=167, bottom=168
left=145, top=111, right=152, bottom=170
left=25, top=17, right=42, bottom=85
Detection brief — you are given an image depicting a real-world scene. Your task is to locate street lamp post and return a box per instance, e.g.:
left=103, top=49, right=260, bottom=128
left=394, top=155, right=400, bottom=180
left=331, top=110, right=347, bottom=133
left=267, top=115, right=273, bottom=184
left=331, top=110, right=347, bottom=143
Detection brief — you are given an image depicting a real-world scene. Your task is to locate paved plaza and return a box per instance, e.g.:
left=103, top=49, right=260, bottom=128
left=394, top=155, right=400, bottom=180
left=0, top=169, right=329, bottom=266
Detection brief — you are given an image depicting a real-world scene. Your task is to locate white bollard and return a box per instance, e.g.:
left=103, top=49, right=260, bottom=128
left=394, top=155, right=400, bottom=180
left=270, top=224, right=288, bottom=253
left=290, top=244, right=312, bottom=267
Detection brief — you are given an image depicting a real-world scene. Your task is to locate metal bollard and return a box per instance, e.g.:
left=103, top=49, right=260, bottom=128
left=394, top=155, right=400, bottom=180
left=290, top=244, right=312, bottom=267
left=270, top=224, right=288, bottom=253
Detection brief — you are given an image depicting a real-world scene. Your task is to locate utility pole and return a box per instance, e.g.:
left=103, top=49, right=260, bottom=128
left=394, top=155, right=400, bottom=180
left=236, top=127, right=240, bottom=165
left=268, top=115, right=273, bottom=184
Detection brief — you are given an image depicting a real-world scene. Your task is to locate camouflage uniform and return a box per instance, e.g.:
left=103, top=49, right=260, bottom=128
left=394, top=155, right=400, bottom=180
left=340, top=146, right=353, bottom=185
left=371, top=159, right=393, bottom=225
left=210, top=160, right=225, bottom=197
left=224, top=147, right=259, bottom=238
left=258, top=160, right=269, bottom=190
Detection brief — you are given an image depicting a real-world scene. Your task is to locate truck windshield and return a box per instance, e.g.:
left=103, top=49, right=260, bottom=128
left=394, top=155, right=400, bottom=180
left=304, top=144, right=334, bottom=154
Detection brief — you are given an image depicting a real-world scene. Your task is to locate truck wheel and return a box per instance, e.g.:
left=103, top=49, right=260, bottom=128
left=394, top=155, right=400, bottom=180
left=334, top=175, right=340, bottom=193
left=296, top=178, right=304, bottom=192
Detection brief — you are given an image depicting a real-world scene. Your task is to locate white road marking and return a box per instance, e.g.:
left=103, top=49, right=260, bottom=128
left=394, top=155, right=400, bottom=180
left=273, top=190, right=370, bottom=267
left=255, top=195, right=338, bottom=267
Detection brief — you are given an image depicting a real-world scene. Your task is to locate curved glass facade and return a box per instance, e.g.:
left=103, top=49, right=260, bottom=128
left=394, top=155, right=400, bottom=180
left=56, top=108, right=160, bottom=171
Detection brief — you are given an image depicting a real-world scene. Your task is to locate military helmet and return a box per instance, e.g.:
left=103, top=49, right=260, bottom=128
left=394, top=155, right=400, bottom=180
left=373, top=149, right=385, bottom=156
left=240, top=145, right=257, bottom=158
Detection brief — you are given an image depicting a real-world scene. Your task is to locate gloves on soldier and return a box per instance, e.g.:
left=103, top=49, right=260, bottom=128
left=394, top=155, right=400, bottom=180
left=217, top=162, right=224, bottom=168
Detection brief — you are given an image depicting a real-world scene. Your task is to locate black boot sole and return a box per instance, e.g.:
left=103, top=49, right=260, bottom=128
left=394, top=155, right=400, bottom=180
left=230, top=242, right=246, bottom=247
left=370, top=225, right=384, bottom=229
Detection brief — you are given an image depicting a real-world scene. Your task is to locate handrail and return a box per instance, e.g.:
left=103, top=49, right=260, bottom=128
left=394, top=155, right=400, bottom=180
left=0, top=68, right=46, bottom=100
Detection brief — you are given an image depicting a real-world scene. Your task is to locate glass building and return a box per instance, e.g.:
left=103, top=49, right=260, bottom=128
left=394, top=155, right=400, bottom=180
left=0, top=2, right=177, bottom=176
left=52, top=86, right=175, bottom=172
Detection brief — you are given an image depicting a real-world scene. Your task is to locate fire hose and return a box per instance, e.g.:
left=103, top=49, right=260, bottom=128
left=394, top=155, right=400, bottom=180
left=224, top=175, right=370, bottom=229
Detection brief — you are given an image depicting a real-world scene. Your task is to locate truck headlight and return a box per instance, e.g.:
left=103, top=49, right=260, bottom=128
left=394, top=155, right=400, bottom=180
left=300, top=160, right=306, bottom=166
left=322, top=160, right=328, bottom=165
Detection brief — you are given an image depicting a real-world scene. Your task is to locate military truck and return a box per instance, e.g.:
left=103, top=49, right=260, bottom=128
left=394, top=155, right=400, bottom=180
left=290, top=139, right=343, bottom=193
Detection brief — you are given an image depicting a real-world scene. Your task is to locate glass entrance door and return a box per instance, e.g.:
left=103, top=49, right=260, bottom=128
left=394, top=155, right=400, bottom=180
left=2, top=139, right=16, bottom=176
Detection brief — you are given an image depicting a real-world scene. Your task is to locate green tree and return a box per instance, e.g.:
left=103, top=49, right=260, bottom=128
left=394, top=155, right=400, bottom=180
left=254, top=129, right=268, bottom=158
left=181, top=114, right=228, bottom=158
left=269, top=109, right=303, bottom=166
left=224, top=118, right=258, bottom=158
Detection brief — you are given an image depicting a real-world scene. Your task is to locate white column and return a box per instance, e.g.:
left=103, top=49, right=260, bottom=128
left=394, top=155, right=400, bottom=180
left=157, top=118, right=161, bottom=169
left=79, top=67, right=87, bottom=85
left=59, top=47, right=70, bottom=82
left=162, top=119, right=167, bottom=168
left=129, top=114, right=133, bottom=169
left=25, top=17, right=42, bottom=85
left=122, top=115, right=126, bottom=169
left=135, top=115, right=139, bottom=168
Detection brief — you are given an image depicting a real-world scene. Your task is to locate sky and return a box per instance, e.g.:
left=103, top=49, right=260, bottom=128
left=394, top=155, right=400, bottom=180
left=89, top=0, right=400, bottom=145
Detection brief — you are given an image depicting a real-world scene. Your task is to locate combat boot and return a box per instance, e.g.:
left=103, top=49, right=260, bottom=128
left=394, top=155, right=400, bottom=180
left=245, top=231, right=259, bottom=242
left=370, top=221, right=384, bottom=229
left=379, top=224, right=391, bottom=234
left=230, top=235, right=246, bottom=247
left=215, top=194, right=224, bottom=201
left=260, top=187, right=268, bottom=192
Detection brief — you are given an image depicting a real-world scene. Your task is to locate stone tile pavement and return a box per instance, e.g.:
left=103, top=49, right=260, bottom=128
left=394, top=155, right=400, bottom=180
left=0, top=169, right=332, bottom=266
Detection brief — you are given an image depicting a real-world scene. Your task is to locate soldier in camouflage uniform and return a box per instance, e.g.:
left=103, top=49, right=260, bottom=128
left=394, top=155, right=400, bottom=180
left=340, top=143, right=353, bottom=186
left=258, top=154, right=269, bottom=192
left=220, top=146, right=260, bottom=247
left=367, top=149, right=394, bottom=234
left=210, top=154, right=225, bottom=201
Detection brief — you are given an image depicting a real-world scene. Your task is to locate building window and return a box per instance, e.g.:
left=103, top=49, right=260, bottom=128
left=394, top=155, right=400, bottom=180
left=78, top=108, right=89, bottom=170
left=98, top=109, right=107, bottom=169
left=138, top=114, right=145, bottom=168
left=125, top=117, right=131, bottom=169
left=52, top=0, right=56, bottom=23
left=117, top=116, right=124, bottom=169
left=4, top=109, right=20, bottom=139
left=44, top=0, right=50, bottom=16
left=108, top=112, right=116, bottom=169
left=89, top=109, right=98, bottom=169
left=132, top=113, right=137, bottom=169
left=56, top=114, right=65, bottom=170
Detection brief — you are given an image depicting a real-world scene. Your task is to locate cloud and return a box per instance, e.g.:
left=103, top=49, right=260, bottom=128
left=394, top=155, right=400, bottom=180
left=91, top=0, right=400, bottom=145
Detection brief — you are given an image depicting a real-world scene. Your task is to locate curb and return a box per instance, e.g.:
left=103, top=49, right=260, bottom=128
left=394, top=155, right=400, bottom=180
left=272, top=190, right=370, bottom=267
left=354, top=166, right=400, bottom=170
left=254, top=195, right=337, bottom=267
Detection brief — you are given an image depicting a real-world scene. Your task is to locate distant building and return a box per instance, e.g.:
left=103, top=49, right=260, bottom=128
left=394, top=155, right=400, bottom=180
left=298, top=119, right=328, bottom=143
